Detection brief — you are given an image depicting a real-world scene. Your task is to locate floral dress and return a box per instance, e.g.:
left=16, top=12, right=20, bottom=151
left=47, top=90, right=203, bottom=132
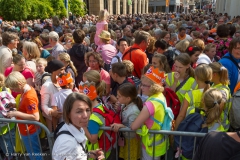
left=214, top=38, right=232, bottom=58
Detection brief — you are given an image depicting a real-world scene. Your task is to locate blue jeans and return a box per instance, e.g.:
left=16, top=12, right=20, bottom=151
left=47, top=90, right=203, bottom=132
left=0, top=128, right=15, bottom=157
left=21, top=129, right=42, bottom=160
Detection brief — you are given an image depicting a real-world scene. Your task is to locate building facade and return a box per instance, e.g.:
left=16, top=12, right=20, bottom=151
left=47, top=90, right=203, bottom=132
left=84, top=0, right=149, bottom=15
left=216, top=0, right=240, bottom=19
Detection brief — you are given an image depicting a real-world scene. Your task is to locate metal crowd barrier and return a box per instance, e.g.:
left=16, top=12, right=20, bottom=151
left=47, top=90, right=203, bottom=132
left=0, top=118, right=206, bottom=160
left=100, top=126, right=207, bottom=160
left=0, top=118, right=54, bottom=160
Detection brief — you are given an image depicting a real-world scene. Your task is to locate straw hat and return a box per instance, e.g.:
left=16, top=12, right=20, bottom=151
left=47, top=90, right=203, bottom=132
left=98, top=30, right=111, bottom=40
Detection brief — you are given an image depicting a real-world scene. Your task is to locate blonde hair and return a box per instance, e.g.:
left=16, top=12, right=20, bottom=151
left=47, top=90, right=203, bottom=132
left=190, top=39, right=205, bottom=52
left=175, top=40, right=190, bottom=53
left=98, top=10, right=109, bottom=22
left=122, top=60, right=134, bottom=77
left=195, top=64, right=212, bottom=92
left=83, top=70, right=106, bottom=98
left=153, top=53, right=171, bottom=73
left=58, top=52, right=78, bottom=77
left=203, top=88, right=223, bottom=126
left=141, top=76, right=164, bottom=96
left=5, top=71, right=26, bottom=89
left=146, top=36, right=156, bottom=53
left=204, top=43, right=216, bottom=52
left=209, top=62, right=229, bottom=85
left=36, top=58, right=47, bottom=67
left=23, top=41, right=40, bottom=60
left=0, top=73, right=5, bottom=88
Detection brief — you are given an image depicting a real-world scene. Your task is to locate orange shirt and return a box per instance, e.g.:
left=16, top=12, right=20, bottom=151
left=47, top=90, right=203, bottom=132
left=122, top=43, right=148, bottom=78
left=18, top=87, right=39, bottom=135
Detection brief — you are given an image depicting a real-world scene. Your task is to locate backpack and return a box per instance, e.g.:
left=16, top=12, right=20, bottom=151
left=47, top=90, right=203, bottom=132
left=92, top=104, right=121, bottom=152
left=127, top=76, right=141, bottom=89
left=148, top=98, right=174, bottom=130
left=163, top=88, right=180, bottom=120
left=174, top=108, right=208, bottom=159
left=229, top=89, right=240, bottom=130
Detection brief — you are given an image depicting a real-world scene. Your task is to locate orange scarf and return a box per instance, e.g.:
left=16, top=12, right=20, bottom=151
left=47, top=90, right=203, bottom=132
left=178, top=34, right=186, bottom=41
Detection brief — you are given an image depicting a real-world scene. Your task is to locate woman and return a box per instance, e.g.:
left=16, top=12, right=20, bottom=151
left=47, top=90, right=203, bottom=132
left=40, top=60, right=65, bottom=132
left=4, top=54, right=34, bottom=98
left=185, top=46, right=201, bottom=68
left=166, top=53, right=197, bottom=103
left=6, top=72, right=42, bottom=160
left=22, top=41, right=41, bottom=73
left=52, top=92, right=104, bottom=160
left=32, top=37, right=51, bottom=60
left=85, top=51, right=111, bottom=95
left=131, top=66, right=174, bottom=160
left=160, top=30, right=171, bottom=45
left=214, top=24, right=232, bottom=58
left=96, top=30, right=117, bottom=71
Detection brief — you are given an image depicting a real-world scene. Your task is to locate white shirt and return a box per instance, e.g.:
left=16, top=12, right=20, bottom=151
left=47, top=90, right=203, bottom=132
left=40, top=78, right=61, bottom=120
left=52, top=123, right=87, bottom=160
left=0, top=45, right=12, bottom=74
left=111, top=51, right=122, bottom=65
left=196, top=54, right=212, bottom=66
left=51, top=89, right=72, bottom=122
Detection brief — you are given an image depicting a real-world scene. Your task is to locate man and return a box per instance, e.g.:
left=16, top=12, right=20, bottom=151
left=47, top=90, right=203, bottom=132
left=39, top=33, right=52, bottom=53
left=219, top=38, right=240, bottom=94
left=49, top=31, right=65, bottom=59
left=111, top=38, right=128, bottom=65
left=122, top=30, right=150, bottom=79
left=0, top=32, right=19, bottom=74
left=114, top=28, right=122, bottom=42
left=68, top=29, right=90, bottom=86
left=123, top=27, right=133, bottom=45
left=177, top=27, right=192, bottom=42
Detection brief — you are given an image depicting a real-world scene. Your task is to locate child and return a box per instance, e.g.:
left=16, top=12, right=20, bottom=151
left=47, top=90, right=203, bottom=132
left=202, top=88, right=225, bottom=132
left=209, top=62, right=230, bottom=131
left=35, top=58, right=50, bottom=92
left=111, top=83, right=142, bottom=160
left=175, top=64, right=212, bottom=129
left=58, top=52, right=78, bottom=83
left=94, top=10, right=109, bottom=47
left=185, top=46, right=201, bottom=68
left=152, top=53, right=171, bottom=73
left=51, top=72, right=74, bottom=130
left=0, top=73, right=16, bottom=160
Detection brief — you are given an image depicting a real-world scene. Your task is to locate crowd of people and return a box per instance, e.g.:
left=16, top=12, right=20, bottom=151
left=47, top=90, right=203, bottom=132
left=0, top=8, right=240, bottom=160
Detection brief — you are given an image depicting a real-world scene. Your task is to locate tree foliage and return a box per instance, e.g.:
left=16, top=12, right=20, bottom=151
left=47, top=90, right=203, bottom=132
left=69, top=0, right=87, bottom=17
left=0, top=0, right=86, bottom=21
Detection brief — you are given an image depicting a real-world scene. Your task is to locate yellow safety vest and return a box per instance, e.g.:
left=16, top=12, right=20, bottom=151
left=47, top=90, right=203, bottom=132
left=137, top=93, right=169, bottom=157
left=86, top=103, right=110, bottom=159
left=166, top=72, right=197, bottom=103
left=185, top=89, right=204, bottom=117
left=212, top=84, right=231, bottom=131
left=0, top=87, right=15, bottom=135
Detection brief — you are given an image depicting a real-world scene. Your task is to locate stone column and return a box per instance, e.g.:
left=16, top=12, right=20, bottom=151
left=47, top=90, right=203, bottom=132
left=123, top=0, right=127, bottom=14
left=138, top=0, right=142, bottom=13
left=116, top=0, right=121, bottom=14
left=128, top=2, right=132, bottom=14
left=134, top=0, right=137, bottom=14
left=142, top=0, right=145, bottom=13
left=108, top=0, right=113, bottom=15
left=145, top=0, right=148, bottom=13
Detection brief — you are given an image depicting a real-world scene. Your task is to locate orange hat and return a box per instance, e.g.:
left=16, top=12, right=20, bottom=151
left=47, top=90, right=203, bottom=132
left=79, top=82, right=98, bottom=100
left=21, top=28, right=29, bottom=33
left=57, top=73, right=73, bottom=86
left=145, top=66, right=166, bottom=85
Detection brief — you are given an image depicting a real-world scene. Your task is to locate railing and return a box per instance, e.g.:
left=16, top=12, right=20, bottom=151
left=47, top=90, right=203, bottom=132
left=0, top=118, right=206, bottom=160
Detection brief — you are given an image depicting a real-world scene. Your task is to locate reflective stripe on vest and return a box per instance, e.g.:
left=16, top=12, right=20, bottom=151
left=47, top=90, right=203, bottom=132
left=140, top=93, right=168, bottom=157
left=212, top=84, right=231, bottom=131
left=166, top=72, right=197, bottom=103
